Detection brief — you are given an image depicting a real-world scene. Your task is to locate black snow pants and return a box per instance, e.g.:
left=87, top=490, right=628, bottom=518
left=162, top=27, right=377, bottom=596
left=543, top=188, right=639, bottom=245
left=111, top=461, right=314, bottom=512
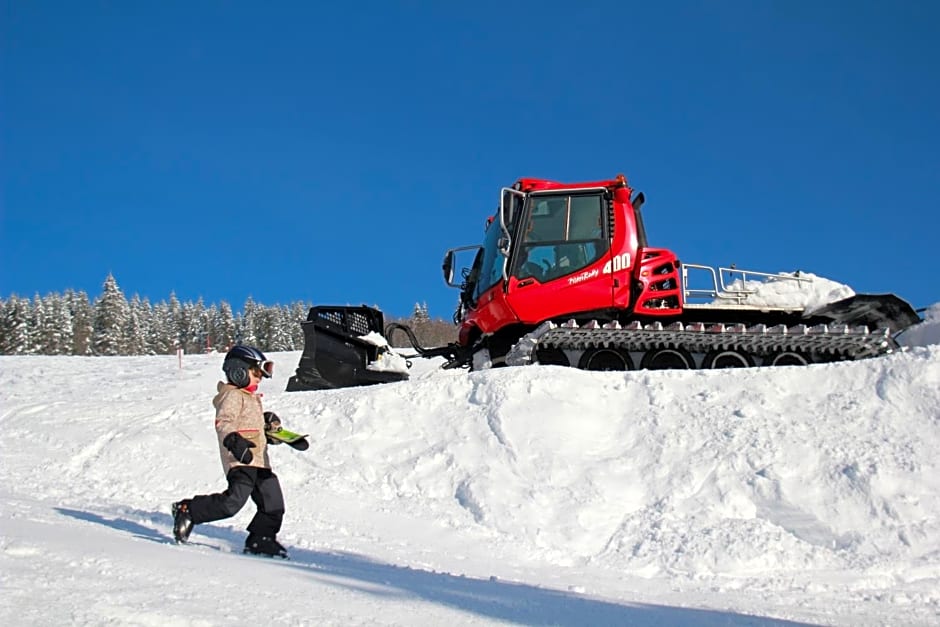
left=187, top=466, right=285, bottom=538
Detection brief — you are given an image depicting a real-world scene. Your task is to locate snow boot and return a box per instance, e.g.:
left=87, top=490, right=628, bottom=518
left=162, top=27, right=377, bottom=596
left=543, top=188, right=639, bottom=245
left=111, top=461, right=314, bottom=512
left=172, top=500, right=193, bottom=543
left=244, top=534, right=288, bottom=559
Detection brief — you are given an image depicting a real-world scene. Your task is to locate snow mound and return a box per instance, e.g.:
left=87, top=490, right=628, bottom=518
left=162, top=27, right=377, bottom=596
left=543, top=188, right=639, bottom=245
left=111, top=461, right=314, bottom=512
left=897, top=302, right=940, bottom=348
left=2, top=306, right=939, bottom=625
left=715, top=271, right=855, bottom=310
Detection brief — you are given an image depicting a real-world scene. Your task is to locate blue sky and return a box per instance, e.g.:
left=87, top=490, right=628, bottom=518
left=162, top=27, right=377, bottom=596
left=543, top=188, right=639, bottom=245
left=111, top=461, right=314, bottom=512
left=2, top=1, right=938, bottom=320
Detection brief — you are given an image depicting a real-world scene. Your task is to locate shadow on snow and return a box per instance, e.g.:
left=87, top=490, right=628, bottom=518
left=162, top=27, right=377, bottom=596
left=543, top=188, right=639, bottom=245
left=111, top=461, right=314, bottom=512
left=56, top=507, right=815, bottom=627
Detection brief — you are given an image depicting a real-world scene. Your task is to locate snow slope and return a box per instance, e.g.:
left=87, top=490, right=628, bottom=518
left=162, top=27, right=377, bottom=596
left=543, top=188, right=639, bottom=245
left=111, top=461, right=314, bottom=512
left=2, top=307, right=939, bottom=626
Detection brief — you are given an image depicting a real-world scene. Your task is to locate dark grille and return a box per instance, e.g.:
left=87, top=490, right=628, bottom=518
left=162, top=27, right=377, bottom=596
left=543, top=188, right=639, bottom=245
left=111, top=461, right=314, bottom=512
left=306, top=306, right=385, bottom=337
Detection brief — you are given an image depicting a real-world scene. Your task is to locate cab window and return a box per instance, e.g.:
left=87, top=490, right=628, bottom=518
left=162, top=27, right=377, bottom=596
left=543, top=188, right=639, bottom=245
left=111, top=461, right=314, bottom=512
left=514, top=193, right=608, bottom=283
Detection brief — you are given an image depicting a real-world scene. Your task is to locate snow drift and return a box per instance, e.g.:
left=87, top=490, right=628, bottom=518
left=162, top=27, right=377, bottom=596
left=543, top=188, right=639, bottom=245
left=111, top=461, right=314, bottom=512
left=1, top=307, right=939, bottom=625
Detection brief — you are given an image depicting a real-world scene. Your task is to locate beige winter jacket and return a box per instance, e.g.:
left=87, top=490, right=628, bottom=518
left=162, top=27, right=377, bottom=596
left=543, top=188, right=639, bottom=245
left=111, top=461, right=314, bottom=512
left=212, top=382, right=271, bottom=475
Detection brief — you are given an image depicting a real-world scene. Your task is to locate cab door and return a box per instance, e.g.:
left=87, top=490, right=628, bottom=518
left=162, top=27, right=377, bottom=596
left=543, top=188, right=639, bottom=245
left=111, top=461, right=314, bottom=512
left=506, top=192, right=614, bottom=324
left=463, top=189, right=526, bottom=334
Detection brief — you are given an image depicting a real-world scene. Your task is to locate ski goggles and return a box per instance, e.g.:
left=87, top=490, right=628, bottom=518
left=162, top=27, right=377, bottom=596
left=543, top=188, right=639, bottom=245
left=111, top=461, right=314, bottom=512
left=252, top=360, right=275, bottom=378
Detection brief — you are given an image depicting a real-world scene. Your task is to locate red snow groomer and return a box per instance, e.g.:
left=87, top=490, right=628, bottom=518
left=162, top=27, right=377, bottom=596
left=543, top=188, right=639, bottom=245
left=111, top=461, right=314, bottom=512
left=287, top=174, right=921, bottom=391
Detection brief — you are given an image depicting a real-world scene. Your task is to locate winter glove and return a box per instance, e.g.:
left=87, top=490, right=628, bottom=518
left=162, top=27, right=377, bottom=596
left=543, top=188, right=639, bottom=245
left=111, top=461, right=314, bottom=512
left=264, top=411, right=283, bottom=445
left=222, top=432, right=256, bottom=464
left=263, top=411, right=281, bottom=429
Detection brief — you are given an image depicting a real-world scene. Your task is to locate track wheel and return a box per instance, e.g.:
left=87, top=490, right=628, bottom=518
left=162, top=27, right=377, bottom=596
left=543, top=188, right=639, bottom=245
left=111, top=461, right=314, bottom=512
left=702, top=350, right=753, bottom=369
left=578, top=348, right=634, bottom=371
left=640, top=348, right=694, bottom=370
left=766, top=351, right=811, bottom=367
left=535, top=347, right=570, bottom=367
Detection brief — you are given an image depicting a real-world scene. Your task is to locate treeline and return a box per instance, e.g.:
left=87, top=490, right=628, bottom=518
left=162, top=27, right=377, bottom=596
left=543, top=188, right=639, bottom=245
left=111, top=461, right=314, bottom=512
left=0, top=273, right=457, bottom=356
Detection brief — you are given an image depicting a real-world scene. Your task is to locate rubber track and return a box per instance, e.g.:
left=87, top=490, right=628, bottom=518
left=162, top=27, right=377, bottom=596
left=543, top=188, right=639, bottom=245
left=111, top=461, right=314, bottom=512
left=538, top=321, right=897, bottom=361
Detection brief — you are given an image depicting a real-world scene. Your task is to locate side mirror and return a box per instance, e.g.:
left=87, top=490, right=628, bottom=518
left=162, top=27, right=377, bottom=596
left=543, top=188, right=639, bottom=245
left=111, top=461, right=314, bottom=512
left=442, top=246, right=482, bottom=287
left=442, top=250, right=455, bottom=285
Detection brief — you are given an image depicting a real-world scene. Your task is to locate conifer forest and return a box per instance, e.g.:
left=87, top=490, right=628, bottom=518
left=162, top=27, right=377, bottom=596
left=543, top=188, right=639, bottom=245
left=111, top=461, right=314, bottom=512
left=0, top=274, right=454, bottom=356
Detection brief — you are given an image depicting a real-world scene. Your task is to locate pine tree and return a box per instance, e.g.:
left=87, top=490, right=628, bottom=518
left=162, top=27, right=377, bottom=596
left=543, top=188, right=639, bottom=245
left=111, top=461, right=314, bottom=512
left=0, top=298, right=9, bottom=354
left=265, top=306, right=294, bottom=351
left=289, top=301, right=309, bottom=349
left=67, top=290, right=94, bottom=355
left=179, top=301, right=196, bottom=353
left=238, top=296, right=258, bottom=345
left=136, top=296, right=155, bottom=355
left=0, top=295, right=31, bottom=354
left=177, top=298, right=210, bottom=353
left=150, top=301, right=174, bottom=354
left=192, top=298, right=210, bottom=353
left=167, top=292, right=182, bottom=350
left=212, top=301, right=236, bottom=350
left=28, top=294, right=45, bottom=354
left=412, top=302, right=431, bottom=325
left=125, top=294, right=147, bottom=355
left=253, top=304, right=275, bottom=349
left=44, top=294, right=72, bottom=354
left=92, top=273, right=130, bottom=355
left=410, top=301, right=432, bottom=345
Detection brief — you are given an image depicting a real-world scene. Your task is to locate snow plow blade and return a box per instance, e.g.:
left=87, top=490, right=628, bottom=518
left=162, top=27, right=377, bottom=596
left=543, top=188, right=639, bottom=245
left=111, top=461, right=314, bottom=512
left=286, top=305, right=409, bottom=391
left=805, top=294, right=921, bottom=334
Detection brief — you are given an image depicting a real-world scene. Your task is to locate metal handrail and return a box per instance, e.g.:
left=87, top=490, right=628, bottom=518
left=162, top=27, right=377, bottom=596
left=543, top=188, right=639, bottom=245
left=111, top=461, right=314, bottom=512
left=681, top=263, right=812, bottom=305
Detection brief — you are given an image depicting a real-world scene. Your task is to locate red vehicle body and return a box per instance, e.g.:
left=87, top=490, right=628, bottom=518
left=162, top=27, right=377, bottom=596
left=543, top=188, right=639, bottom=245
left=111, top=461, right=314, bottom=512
left=448, top=174, right=679, bottom=353
left=438, top=174, right=918, bottom=371
left=286, top=174, right=920, bottom=391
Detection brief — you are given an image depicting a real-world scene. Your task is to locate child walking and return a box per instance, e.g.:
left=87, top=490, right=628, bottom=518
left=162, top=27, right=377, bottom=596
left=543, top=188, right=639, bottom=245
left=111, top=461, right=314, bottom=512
left=172, top=345, right=295, bottom=558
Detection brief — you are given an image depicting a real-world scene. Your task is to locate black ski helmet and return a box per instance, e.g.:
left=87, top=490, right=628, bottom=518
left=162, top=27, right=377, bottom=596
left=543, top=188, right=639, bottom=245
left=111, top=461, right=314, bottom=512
left=223, top=345, right=273, bottom=388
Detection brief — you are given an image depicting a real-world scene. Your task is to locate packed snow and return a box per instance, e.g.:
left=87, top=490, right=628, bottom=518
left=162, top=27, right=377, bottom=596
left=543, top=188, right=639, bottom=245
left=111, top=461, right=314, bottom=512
left=2, top=280, right=939, bottom=626
left=714, top=271, right=855, bottom=313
